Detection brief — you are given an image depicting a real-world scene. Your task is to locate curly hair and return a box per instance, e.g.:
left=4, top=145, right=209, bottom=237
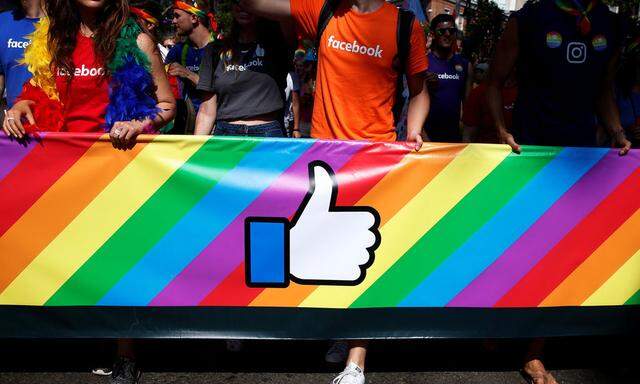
left=45, top=0, right=128, bottom=77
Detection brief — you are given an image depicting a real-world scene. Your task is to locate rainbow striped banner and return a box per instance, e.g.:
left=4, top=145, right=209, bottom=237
left=1, top=133, right=639, bottom=311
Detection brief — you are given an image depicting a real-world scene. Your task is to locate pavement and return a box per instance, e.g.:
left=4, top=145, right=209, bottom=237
left=0, top=338, right=636, bottom=383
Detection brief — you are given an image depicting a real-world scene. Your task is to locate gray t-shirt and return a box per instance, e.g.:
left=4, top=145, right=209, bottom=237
left=197, top=41, right=287, bottom=121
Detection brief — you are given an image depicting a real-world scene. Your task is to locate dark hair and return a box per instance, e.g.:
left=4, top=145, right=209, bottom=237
left=46, top=0, right=128, bottom=77
left=222, top=17, right=283, bottom=66
left=430, top=13, right=455, bottom=31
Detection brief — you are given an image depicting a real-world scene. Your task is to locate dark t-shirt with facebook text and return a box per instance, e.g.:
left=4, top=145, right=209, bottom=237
left=197, top=41, right=287, bottom=121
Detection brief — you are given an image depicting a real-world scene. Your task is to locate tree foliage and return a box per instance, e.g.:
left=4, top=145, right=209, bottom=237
left=462, top=0, right=507, bottom=62
left=602, top=0, right=640, bottom=17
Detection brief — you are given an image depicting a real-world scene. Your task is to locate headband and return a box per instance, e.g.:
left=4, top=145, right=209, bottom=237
left=130, top=7, right=159, bottom=26
left=174, top=1, right=218, bottom=31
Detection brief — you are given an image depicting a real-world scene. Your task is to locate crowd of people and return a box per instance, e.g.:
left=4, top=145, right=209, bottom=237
left=1, top=0, right=639, bottom=383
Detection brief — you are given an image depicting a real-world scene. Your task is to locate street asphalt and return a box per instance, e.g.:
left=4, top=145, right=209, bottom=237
left=0, top=338, right=636, bottom=383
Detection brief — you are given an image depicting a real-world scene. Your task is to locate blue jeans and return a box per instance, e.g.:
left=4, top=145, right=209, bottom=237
left=215, top=121, right=285, bottom=138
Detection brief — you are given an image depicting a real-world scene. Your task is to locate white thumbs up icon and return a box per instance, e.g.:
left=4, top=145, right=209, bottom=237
left=245, top=161, right=381, bottom=288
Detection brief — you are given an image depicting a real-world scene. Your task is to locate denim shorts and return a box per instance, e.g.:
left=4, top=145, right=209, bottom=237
left=215, top=121, right=285, bottom=138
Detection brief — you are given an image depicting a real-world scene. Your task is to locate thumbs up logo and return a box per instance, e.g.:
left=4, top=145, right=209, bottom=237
left=245, top=161, right=381, bottom=288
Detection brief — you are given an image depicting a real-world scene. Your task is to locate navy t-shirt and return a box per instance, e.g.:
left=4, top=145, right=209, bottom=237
left=424, top=52, right=469, bottom=143
left=512, top=0, right=622, bottom=146
left=0, top=9, right=38, bottom=107
left=165, top=41, right=208, bottom=112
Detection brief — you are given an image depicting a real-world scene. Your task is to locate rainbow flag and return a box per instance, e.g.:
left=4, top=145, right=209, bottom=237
left=1, top=133, right=639, bottom=310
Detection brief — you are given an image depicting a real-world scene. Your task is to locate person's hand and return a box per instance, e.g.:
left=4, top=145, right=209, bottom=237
left=407, top=129, right=425, bottom=151
left=3, top=101, right=35, bottom=139
left=611, top=130, right=631, bottom=156
left=292, top=130, right=302, bottom=139
left=109, top=120, right=150, bottom=150
left=167, top=63, right=195, bottom=82
left=499, top=129, right=520, bottom=153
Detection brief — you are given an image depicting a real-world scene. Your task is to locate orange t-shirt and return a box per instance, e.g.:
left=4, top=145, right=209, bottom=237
left=291, top=0, right=428, bottom=141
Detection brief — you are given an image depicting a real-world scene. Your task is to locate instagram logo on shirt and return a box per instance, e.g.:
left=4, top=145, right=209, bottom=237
left=327, top=35, right=383, bottom=58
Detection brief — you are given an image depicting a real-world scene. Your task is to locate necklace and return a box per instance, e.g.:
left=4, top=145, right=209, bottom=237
left=79, top=23, right=95, bottom=38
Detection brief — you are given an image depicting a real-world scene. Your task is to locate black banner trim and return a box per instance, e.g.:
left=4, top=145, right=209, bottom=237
left=0, top=306, right=638, bottom=340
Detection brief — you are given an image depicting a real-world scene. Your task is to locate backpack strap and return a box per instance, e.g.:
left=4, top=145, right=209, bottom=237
left=392, top=8, right=415, bottom=127
left=396, top=8, right=415, bottom=75
left=316, top=0, right=341, bottom=46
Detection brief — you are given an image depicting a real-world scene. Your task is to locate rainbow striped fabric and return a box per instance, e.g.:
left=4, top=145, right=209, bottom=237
left=1, top=133, right=639, bottom=309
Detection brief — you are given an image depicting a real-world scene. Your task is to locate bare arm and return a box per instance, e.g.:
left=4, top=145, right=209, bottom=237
left=464, top=62, right=473, bottom=101
left=460, top=62, right=474, bottom=141
left=461, top=91, right=479, bottom=143
left=486, top=18, right=520, bottom=152
left=291, top=90, right=301, bottom=138
left=240, top=0, right=291, bottom=20
left=596, top=51, right=631, bottom=155
left=167, top=63, right=199, bottom=86
left=110, top=33, right=176, bottom=149
left=406, top=71, right=429, bottom=150
left=139, top=33, right=177, bottom=129
left=195, top=92, right=217, bottom=135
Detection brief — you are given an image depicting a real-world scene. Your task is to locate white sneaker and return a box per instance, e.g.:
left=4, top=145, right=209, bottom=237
left=325, top=341, right=349, bottom=364
left=332, top=362, right=365, bottom=384
left=92, top=368, right=112, bottom=376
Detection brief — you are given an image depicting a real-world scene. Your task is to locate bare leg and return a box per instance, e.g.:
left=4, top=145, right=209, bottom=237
left=346, top=340, right=368, bottom=370
left=523, top=339, right=557, bottom=384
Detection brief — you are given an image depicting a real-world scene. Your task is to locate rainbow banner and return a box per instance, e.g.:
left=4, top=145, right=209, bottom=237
left=1, top=133, right=639, bottom=339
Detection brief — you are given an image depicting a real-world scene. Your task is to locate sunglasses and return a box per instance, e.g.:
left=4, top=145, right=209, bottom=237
left=435, top=27, right=457, bottom=36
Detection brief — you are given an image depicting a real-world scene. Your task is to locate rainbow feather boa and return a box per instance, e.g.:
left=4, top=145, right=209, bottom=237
left=18, top=18, right=158, bottom=133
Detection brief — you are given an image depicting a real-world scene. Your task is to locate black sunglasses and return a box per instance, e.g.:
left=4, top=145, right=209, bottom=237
left=435, top=27, right=457, bottom=36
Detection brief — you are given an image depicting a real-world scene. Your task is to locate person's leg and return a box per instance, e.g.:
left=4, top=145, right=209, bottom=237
left=111, top=339, right=141, bottom=384
left=326, top=341, right=349, bottom=364
left=346, top=341, right=367, bottom=370
left=332, top=341, right=367, bottom=384
left=523, top=339, right=557, bottom=384
left=92, top=340, right=120, bottom=376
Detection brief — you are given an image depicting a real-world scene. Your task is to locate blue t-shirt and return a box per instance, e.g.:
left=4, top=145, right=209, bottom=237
left=0, top=9, right=38, bottom=107
left=165, top=41, right=208, bottom=112
left=512, top=0, right=621, bottom=146
left=424, top=52, right=468, bottom=143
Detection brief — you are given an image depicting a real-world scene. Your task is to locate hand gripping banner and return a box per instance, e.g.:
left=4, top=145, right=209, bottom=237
left=0, top=133, right=639, bottom=339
